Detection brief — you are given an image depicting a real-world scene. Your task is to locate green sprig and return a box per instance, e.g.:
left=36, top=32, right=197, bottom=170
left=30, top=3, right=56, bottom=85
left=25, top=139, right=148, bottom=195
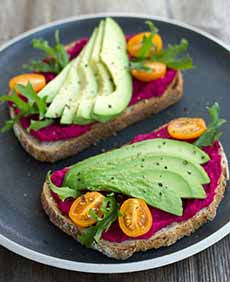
left=194, top=102, right=227, bottom=147
left=23, top=30, right=70, bottom=74
left=78, top=193, right=120, bottom=247
left=0, top=82, right=53, bottom=132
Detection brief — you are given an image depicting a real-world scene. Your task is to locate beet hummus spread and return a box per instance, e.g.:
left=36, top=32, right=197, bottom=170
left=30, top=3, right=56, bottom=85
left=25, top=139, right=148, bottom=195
left=50, top=126, right=222, bottom=243
left=18, top=39, right=177, bottom=142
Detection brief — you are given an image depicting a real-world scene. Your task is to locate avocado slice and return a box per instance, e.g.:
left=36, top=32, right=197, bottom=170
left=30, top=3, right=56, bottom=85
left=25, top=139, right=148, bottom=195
left=92, top=17, right=132, bottom=122
left=73, top=28, right=98, bottom=124
left=60, top=46, right=87, bottom=124
left=38, top=62, right=72, bottom=103
left=45, top=58, right=80, bottom=119
left=65, top=139, right=210, bottom=176
left=91, top=21, right=114, bottom=100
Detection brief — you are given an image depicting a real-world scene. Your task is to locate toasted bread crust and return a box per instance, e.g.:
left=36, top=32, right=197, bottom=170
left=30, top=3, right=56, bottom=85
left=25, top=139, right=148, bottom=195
left=41, top=136, right=227, bottom=260
left=9, top=61, right=183, bottom=162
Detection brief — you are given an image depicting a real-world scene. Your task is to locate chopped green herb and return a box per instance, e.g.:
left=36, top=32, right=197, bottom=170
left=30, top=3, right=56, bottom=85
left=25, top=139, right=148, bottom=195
left=78, top=193, right=120, bottom=247
left=46, top=171, right=79, bottom=201
left=23, top=30, right=70, bottom=74
left=194, top=103, right=227, bottom=147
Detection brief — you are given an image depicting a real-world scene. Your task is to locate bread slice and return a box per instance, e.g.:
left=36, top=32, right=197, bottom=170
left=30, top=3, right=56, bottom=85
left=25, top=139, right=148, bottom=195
left=9, top=52, right=183, bottom=162
left=41, top=133, right=227, bottom=260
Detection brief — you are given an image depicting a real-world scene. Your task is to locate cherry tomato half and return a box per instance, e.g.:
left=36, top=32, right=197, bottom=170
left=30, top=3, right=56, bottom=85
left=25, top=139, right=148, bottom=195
left=168, top=118, right=207, bottom=140
left=131, top=61, right=167, bottom=82
left=69, top=192, right=104, bottom=228
left=127, top=32, right=163, bottom=58
left=118, top=198, right=152, bottom=237
left=9, top=73, right=46, bottom=93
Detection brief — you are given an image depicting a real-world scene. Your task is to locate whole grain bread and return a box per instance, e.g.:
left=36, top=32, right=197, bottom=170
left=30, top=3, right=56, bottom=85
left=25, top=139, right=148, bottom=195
left=9, top=39, right=183, bottom=162
left=41, top=133, right=227, bottom=260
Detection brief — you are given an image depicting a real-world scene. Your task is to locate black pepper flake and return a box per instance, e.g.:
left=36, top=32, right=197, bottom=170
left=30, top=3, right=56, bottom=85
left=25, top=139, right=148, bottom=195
left=108, top=105, right=112, bottom=108
left=158, top=182, right=163, bottom=187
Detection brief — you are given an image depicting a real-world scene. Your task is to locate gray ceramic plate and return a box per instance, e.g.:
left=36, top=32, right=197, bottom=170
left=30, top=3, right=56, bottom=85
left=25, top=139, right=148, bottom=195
left=0, top=13, right=229, bottom=273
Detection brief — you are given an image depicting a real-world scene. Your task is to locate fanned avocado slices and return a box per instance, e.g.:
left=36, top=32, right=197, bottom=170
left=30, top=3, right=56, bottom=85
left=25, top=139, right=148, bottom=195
left=37, top=17, right=132, bottom=125
left=63, top=139, right=210, bottom=216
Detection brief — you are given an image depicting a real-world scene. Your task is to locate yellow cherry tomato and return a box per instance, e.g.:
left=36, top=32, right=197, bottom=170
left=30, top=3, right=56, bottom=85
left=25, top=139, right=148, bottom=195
left=69, top=192, right=104, bottom=228
left=128, top=32, right=163, bottom=58
left=168, top=118, right=207, bottom=140
left=118, top=198, right=152, bottom=237
left=9, top=73, right=46, bottom=93
left=131, top=61, right=167, bottom=82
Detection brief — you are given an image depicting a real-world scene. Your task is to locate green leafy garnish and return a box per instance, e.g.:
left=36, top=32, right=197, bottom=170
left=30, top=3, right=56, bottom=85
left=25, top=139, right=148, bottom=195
left=130, top=21, right=193, bottom=71
left=151, top=39, right=193, bottom=70
left=78, top=193, right=120, bottom=247
left=137, top=21, right=158, bottom=59
left=46, top=171, right=79, bottom=201
left=16, top=83, right=47, bottom=118
left=0, top=82, right=52, bottom=132
left=23, top=30, right=70, bottom=74
left=194, top=103, right=227, bottom=147
left=28, top=118, right=54, bottom=131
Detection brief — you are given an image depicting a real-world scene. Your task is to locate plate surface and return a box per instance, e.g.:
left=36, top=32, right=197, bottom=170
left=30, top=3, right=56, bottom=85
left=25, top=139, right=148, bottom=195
left=0, top=13, right=229, bottom=273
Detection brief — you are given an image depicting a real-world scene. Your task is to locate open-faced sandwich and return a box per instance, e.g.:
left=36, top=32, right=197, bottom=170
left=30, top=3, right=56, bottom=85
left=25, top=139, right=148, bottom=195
left=41, top=103, right=228, bottom=259
left=0, top=18, right=193, bottom=162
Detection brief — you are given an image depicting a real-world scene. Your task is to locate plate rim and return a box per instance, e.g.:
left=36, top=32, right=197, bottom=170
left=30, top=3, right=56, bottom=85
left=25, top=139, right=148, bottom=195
left=0, top=12, right=229, bottom=273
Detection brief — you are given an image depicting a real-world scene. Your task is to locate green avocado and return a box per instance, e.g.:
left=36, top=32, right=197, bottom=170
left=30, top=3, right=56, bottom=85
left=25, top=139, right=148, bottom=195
left=65, top=138, right=210, bottom=175
left=63, top=139, right=210, bottom=216
left=38, top=62, right=72, bottom=103
left=91, top=20, right=114, bottom=103
left=73, top=28, right=98, bottom=124
left=45, top=58, right=80, bottom=119
left=92, top=17, right=132, bottom=122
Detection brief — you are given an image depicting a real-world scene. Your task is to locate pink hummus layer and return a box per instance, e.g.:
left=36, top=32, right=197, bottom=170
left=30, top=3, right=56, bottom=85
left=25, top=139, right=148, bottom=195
left=50, top=127, right=222, bottom=243
left=18, top=38, right=177, bottom=142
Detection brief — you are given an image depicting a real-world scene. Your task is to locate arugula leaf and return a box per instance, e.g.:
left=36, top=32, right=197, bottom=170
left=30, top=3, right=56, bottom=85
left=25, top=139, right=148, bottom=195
left=23, top=60, right=60, bottom=74
left=0, top=90, right=30, bottom=112
left=78, top=193, right=120, bottom=247
left=16, top=83, right=47, bottom=118
left=0, top=83, right=50, bottom=133
left=46, top=171, right=79, bottom=201
left=130, top=20, right=193, bottom=71
left=129, top=61, right=151, bottom=72
left=194, top=103, right=227, bottom=147
left=28, top=118, right=54, bottom=131
left=137, top=21, right=158, bottom=59
left=24, top=30, right=69, bottom=74
left=150, top=39, right=193, bottom=70
left=0, top=112, right=25, bottom=133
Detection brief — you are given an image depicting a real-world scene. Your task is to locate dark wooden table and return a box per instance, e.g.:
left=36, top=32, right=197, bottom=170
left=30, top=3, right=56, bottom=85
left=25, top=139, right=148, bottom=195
left=0, top=1, right=229, bottom=281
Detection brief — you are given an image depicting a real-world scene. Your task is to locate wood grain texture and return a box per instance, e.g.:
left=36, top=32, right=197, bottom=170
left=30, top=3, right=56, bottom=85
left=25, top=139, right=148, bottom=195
left=0, top=0, right=229, bottom=281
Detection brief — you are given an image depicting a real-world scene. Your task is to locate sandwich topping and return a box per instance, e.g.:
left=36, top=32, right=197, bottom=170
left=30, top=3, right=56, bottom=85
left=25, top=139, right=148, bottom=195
left=1, top=18, right=192, bottom=141
left=48, top=103, right=226, bottom=245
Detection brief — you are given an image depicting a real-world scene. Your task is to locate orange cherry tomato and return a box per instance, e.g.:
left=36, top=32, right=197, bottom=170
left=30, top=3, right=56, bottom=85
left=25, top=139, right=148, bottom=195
left=131, top=61, right=166, bottom=82
left=127, top=32, right=163, bottom=58
left=9, top=73, right=46, bottom=93
left=118, top=198, right=152, bottom=237
left=69, top=192, right=104, bottom=228
left=168, top=118, right=207, bottom=140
